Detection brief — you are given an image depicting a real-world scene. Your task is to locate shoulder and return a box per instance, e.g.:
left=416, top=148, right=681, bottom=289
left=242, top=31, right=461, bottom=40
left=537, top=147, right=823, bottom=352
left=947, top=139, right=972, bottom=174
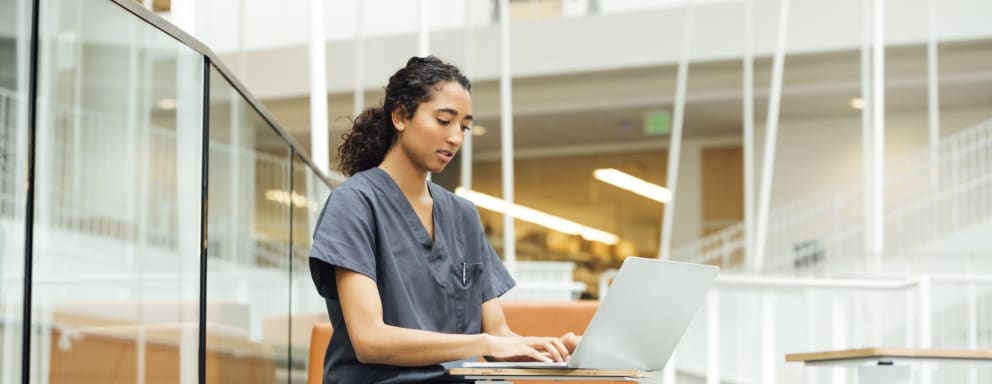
left=430, top=183, right=479, bottom=219
left=329, top=169, right=381, bottom=200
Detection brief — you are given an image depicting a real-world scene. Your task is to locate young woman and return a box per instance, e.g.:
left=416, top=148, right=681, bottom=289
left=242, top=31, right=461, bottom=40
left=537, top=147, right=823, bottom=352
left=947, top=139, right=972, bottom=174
left=309, top=56, right=580, bottom=383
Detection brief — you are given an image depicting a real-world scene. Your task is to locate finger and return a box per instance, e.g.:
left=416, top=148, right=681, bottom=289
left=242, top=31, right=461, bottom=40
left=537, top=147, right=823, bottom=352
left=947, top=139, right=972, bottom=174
left=542, top=340, right=564, bottom=362
left=530, top=348, right=553, bottom=362
left=551, top=338, right=570, bottom=361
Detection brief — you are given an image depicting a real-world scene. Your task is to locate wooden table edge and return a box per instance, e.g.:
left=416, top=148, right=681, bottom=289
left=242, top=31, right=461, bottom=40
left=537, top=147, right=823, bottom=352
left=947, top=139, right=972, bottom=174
left=785, top=348, right=992, bottom=363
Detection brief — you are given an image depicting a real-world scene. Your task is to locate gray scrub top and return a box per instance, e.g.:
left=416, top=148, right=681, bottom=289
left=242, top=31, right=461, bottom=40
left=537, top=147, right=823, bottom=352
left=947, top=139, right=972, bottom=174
left=309, top=167, right=516, bottom=384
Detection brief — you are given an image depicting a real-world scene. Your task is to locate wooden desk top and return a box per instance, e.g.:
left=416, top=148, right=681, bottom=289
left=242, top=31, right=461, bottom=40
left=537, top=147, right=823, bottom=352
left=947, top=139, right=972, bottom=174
left=786, top=348, right=992, bottom=363
left=449, top=367, right=655, bottom=378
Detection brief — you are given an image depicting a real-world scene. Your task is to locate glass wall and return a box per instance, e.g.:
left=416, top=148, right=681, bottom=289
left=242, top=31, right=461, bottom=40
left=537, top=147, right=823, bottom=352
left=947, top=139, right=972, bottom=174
left=290, top=155, right=332, bottom=384
left=0, top=0, right=29, bottom=380
left=30, top=0, right=204, bottom=381
left=206, top=65, right=292, bottom=382
left=2, top=0, right=335, bottom=383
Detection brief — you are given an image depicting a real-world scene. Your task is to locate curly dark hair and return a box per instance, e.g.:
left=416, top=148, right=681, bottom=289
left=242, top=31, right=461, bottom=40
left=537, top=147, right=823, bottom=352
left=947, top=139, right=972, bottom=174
left=337, top=56, right=472, bottom=176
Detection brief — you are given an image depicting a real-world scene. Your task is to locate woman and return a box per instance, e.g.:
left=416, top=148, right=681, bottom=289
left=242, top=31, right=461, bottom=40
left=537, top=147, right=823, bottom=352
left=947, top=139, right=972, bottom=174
left=309, top=56, right=580, bottom=383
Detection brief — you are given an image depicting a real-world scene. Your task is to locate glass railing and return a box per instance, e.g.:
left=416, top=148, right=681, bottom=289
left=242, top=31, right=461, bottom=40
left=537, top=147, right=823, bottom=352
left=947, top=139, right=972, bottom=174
left=1, top=0, right=334, bottom=382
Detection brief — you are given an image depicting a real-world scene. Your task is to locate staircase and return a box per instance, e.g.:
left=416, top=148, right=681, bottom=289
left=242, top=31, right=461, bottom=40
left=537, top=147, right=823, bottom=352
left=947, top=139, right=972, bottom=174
left=673, top=118, right=992, bottom=273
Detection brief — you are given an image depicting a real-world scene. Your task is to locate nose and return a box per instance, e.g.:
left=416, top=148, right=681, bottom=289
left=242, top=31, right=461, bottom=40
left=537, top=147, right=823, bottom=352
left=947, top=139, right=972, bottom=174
left=446, top=129, right=463, bottom=148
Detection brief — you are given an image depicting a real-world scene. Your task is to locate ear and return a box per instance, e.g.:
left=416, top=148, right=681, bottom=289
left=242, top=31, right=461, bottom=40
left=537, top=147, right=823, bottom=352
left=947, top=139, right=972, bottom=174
left=391, top=107, right=408, bottom=133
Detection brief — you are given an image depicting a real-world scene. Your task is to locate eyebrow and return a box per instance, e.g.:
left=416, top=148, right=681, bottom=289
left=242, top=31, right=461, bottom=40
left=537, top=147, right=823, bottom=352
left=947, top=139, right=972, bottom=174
left=435, top=108, right=473, bottom=121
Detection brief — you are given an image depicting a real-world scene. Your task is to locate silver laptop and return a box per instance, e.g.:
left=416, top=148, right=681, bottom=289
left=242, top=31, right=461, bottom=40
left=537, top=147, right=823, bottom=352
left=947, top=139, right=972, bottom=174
left=464, top=257, right=718, bottom=371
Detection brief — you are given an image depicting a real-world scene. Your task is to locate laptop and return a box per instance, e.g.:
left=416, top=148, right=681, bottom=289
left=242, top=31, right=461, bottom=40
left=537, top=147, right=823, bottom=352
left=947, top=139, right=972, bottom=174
left=464, top=257, right=718, bottom=371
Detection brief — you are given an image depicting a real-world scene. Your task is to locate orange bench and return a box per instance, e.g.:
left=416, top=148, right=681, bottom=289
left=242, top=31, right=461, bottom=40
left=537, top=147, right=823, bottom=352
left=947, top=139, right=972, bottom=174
left=307, top=300, right=625, bottom=384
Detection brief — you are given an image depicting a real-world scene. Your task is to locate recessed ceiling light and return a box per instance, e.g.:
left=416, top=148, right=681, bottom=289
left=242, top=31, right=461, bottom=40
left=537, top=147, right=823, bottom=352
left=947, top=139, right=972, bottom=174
left=849, top=98, right=864, bottom=110
left=472, top=125, right=487, bottom=136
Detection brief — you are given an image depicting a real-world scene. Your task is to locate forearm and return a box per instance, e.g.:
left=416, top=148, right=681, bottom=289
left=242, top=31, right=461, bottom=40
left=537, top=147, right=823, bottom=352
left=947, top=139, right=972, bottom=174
left=354, top=323, right=491, bottom=366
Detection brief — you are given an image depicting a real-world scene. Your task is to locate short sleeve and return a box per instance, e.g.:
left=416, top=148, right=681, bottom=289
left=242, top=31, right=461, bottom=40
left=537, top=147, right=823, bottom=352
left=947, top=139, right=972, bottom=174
left=309, top=186, right=377, bottom=299
left=475, top=213, right=515, bottom=301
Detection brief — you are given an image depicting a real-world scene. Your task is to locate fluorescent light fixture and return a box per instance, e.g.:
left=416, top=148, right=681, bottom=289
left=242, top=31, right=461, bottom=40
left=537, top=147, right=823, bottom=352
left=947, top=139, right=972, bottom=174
left=593, top=168, right=671, bottom=203
left=265, top=190, right=308, bottom=208
left=849, top=98, right=864, bottom=110
left=471, top=125, right=487, bottom=137
left=455, top=187, right=619, bottom=245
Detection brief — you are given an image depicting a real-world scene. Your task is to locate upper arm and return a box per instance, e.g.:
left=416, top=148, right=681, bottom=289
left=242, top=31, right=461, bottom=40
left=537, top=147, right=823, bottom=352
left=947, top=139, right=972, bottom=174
left=336, top=267, right=385, bottom=345
left=481, top=297, right=516, bottom=337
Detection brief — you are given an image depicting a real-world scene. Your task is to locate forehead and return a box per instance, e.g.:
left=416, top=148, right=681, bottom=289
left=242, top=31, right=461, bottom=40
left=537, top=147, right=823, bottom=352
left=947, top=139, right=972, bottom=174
left=424, top=81, right=472, bottom=114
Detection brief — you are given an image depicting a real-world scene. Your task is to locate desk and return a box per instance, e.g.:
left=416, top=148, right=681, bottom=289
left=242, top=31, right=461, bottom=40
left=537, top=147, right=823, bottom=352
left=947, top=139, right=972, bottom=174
left=449, top=368, right=655, bottom=383
left=785, top=348, right=992, bottom=384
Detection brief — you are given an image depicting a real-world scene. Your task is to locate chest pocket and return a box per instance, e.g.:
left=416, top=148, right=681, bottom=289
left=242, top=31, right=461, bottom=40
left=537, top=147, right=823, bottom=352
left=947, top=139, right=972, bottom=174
left=448, top=262, right=484, bottom=333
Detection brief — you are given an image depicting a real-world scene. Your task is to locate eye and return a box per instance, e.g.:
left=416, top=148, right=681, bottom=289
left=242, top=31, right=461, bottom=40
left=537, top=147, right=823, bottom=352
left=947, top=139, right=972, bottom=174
left=436, top=118, right=451, bottom=125
left=461, top=126, right=472, bottom=132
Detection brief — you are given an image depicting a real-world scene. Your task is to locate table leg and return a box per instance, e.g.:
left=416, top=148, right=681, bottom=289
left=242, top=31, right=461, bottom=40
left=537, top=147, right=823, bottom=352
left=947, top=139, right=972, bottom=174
left=858, top=366, right=911, bottom=384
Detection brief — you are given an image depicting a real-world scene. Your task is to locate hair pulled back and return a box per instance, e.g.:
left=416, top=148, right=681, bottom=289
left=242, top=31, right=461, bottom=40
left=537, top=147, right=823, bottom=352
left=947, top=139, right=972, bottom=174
left=337, top=56, right=471, bottom=176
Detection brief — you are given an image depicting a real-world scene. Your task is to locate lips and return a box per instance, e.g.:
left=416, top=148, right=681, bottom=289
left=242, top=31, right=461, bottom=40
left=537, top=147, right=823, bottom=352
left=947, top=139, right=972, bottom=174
left=436, top=149, right=454, bottom=162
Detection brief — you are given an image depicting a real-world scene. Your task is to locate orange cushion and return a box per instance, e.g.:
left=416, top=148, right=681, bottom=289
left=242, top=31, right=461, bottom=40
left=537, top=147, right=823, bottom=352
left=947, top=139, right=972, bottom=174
left=308, top=323, right=333, bottom=384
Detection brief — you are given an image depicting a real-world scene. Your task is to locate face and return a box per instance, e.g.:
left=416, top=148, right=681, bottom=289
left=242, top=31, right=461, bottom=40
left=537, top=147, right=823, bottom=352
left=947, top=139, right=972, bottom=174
left=391, top=81, right=473, bottom=174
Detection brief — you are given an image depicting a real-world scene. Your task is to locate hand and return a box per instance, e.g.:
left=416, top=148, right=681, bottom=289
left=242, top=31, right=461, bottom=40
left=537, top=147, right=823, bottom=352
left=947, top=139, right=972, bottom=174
left=559, top=332, right=582, bottom=354
left=485, top=335, right=571, bottom=363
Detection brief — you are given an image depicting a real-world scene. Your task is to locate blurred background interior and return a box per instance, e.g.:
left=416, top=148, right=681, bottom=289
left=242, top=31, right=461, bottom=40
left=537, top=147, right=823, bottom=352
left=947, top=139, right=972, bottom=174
left=2, top=0, right=992, bottom=383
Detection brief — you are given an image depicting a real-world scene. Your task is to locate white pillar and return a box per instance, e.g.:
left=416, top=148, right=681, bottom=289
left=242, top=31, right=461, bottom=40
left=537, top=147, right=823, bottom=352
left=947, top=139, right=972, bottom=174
left=868, top=0, right=886, bottom=255
left=742, top=0, right=756, bottom=269
left=831, top=297, right=848, bottom=384
left=460, top=0, right=474, bottom=191
left=498, top=0, right=515, bottom=275
left=761, top=293, right=777, bottom=384
left=860, top=0, right=875, bottom=263
left=419, top=0, right=430, bottom=56
left=926, top=0, right=940, bottom=191
left=353, top=1, right=365, bottom=118
left=309, top=0, right=329, bottom=174
left=659, top=0, right=693, bottom=260
left=753, top=0, right=791, bottom=270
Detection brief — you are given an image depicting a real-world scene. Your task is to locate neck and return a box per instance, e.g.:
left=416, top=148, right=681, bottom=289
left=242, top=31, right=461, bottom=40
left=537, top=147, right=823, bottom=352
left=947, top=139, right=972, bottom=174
left=378, top=148, right=429, bottom=199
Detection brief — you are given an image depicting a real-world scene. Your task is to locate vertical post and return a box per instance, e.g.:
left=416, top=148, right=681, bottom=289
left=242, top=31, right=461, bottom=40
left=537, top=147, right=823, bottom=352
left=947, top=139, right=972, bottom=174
left=967, top=280, right=978, bottom=384
left=353, top=0, right=365, bottom=118
left=926, top=0, right=940, bottom=193
left=753, top=0, right=791, bottom=270
left=460, top=0, right=474, bottom=191
left=309, top=0, right=329, bottom=174
left=761, top=293, right=777, bottom=384
left=706, top=291, right=720, bottom=384
left=742, top=0, right=756, bottom=269
left=831, top=297, right=848, bottom=384
left=860, top=0, right=875, bottom=266
left=658, top=0, right=693, bottom=260
left=419, top=0, right=430, bottom=56
left=498, top=0, right=515, bottom=274
left=917, top=275, right=932, bottom=384
left=868, top=0, right=886, bottom=255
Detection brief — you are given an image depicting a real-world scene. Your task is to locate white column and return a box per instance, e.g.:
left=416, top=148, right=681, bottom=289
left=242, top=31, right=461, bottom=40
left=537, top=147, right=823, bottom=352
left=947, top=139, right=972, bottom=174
left=309, top=0, right=329, bottom=174
left=860, top=0, right=875, bottom=262
left=831, top=297, right=848, bottom=384
left=658, top=0, right=693, bottom=260
left=742, top=0, right=756, bottom=268
left=926, top=0, right=940, bottom=191
left=353, top=0, right=365, bottom=118
left=868, top=0, right=886, bottom=255
left=753, top=0, right=791, bottom=270
left=498, top=0, right=516, bottom=274
left=419, top=0, right=430, bottom=56
left=460, top=0, right=474, bottom=191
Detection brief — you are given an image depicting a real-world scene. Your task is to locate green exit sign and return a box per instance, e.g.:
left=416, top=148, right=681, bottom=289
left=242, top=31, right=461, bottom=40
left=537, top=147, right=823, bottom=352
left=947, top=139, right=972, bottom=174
left=644, top=111, right=671, bottom=136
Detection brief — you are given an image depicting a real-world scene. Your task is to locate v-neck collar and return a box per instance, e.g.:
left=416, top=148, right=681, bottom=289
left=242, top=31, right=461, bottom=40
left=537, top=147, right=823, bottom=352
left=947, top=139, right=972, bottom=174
left=371, top=167, right=441, bottom=250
